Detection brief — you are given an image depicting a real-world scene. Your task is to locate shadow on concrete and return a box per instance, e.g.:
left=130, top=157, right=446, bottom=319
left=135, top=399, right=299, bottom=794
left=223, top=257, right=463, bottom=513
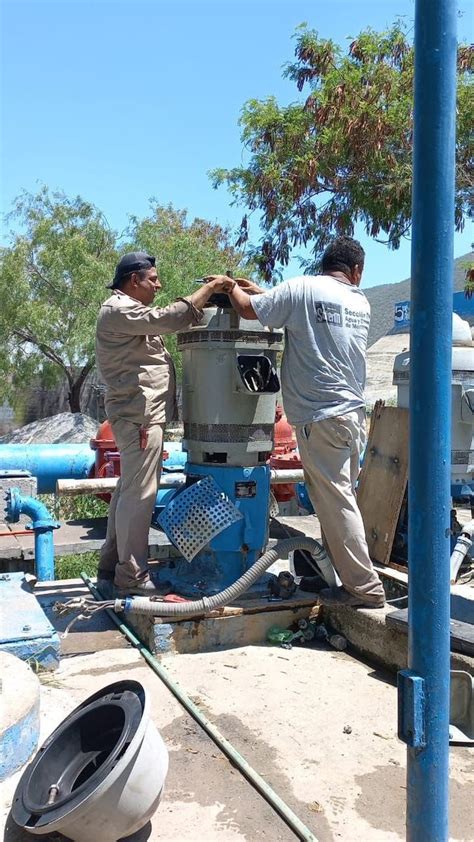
left=3, top=812, right=152, bottom=841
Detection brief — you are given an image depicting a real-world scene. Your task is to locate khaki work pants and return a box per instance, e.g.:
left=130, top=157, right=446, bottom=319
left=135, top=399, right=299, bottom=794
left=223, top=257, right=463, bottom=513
left=295, top=409, right=384, bottom=602
left=99, top=419, right=165, bottom=590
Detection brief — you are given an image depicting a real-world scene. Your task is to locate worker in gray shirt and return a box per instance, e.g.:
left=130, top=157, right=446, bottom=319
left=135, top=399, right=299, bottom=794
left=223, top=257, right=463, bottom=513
left=207, top=236, right=385, bottom=608
left=96, top=252, right=229, bottom=595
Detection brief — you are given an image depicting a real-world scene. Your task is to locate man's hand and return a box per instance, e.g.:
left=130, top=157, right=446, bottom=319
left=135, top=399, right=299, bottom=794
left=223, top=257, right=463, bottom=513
left=187, top=275, right=234, bottom=310
left=234, top=277, right=265, bottom=295
left=203, top=275, right=264, bottom=295
left=203, top=275, right=236, bottom=293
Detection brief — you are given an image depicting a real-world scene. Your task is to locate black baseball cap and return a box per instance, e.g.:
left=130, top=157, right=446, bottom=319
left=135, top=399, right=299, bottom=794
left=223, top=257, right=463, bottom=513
left=108, top=252, right=156, bottom=289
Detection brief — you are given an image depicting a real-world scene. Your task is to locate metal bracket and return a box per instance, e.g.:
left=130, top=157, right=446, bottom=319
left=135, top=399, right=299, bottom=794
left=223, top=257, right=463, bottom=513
left=398, top=669, right=426, bottom=747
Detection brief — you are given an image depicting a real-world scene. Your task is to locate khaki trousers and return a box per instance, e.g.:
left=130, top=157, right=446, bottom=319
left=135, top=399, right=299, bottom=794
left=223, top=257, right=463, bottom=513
left=295, top=409, right=384, bottom=602
left=99, top=419, right=165, bottom=589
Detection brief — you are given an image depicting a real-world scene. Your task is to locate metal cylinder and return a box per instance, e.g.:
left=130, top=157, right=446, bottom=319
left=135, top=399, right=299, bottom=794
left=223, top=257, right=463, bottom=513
left=393, top=329, right=474, bottom=496
left=178, top=307, right=284, bottom=466
left=404, top=1, right=456, bottom=839
left=0, top=444, right=95, bottom=494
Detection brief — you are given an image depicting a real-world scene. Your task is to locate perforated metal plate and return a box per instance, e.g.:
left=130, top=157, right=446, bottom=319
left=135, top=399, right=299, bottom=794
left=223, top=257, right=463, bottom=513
left=157, top=475, right=243, bottom=561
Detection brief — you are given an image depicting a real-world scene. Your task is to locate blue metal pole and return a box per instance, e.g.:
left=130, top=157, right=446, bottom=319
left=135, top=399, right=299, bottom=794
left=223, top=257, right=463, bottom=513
left=399, top=1, right=457, bottom=840
left=33, top=528, right=56, bottom=581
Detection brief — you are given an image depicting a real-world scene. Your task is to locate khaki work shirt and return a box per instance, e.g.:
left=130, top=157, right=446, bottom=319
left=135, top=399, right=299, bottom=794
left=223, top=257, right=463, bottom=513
left=96, top=291, right=203, bottom=426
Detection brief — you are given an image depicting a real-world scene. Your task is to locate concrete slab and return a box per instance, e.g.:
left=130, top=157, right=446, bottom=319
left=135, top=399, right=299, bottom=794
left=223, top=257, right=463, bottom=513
left=0, top=533, right=22, bottom=560
left=1, top=639, right=473, bottom=841
left=270, top=514, right=322, bottom=542
left=325, top=601, right=474, bottom=677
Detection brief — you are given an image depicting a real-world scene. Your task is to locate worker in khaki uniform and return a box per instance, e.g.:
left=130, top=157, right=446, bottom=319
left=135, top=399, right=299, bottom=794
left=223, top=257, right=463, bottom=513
left=96, top=252, right=229, bottom=595
left=206, top=236, right=385, bottom=609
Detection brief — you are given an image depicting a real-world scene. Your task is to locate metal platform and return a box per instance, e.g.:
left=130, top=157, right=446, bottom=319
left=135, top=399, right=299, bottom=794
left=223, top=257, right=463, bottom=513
left=0, top=572, right=60, bottom=669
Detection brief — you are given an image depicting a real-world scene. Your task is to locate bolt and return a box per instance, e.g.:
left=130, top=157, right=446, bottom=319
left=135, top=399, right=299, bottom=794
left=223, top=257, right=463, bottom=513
left=22, top=624, right=31, bottom=632
left=47, top=785, right=59, bottom=805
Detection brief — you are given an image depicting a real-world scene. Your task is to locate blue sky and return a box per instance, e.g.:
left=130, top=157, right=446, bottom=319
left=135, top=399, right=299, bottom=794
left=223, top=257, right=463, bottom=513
left=1, top=0, right=472, bottom=288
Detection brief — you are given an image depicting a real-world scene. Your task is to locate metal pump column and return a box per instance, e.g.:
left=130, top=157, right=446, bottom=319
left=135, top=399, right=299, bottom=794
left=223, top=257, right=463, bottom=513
left=397, top=1, right=456, bottom=839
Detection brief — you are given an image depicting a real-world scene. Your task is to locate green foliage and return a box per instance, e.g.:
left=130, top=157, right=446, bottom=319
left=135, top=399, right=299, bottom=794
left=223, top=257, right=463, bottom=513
left=463, top=253, right=474, bottom=299
left=211, top=22, right=473, bottom=281
left=126, top=203, right=253, bottom=375
left=55, top=551, right=99, bottom=580
left=41, top=493, right=109, bottom=521
left=0, top=187, right=118, bottom=412
left=0, top=192, right=251, bottom=403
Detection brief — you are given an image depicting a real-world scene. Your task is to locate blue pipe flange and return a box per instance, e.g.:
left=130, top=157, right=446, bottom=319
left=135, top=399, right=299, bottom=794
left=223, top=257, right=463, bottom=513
left=5, top=488, right=60, bottom=531
left=5, top=487, right=22, bottom=523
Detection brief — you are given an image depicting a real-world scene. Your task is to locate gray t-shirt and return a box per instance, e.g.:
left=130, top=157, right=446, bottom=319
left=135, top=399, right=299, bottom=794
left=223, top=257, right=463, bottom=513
left=252, top=275, right=370, bottom=426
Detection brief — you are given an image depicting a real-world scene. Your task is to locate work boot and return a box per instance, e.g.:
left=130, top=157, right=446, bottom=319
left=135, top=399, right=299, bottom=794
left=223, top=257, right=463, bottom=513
left=319, top=586, right=385, bottom=609
left=299, top=574, right=327, bottom=593
left=115, top=577, right=161, bottom=598
left=96, top=578, right=115, bottom=599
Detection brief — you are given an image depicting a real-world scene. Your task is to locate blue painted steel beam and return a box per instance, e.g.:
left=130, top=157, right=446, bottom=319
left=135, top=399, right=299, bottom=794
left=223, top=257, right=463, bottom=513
left=403, top=1, right=457, bottom=839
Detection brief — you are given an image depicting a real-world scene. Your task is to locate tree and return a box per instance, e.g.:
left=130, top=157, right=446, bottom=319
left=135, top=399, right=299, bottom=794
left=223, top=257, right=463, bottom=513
left=0, top=187, right=117, bottom=413
left=211, top=22, right=473, bottom=281
left=126, top=202, right=253, bottom=376
left=0, top=191, right=251, bottom=413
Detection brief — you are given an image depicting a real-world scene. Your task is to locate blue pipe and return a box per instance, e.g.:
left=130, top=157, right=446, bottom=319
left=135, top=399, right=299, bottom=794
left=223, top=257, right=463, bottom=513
left=0, top=444, right=95, bottom=493
left=5, top=488, right=59, bottom=581
left=398, top=2, right=456, bottom=840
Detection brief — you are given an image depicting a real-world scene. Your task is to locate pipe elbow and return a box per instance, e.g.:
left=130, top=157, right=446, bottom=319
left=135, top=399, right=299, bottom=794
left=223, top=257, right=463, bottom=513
left=5, top=488, right=60, bottom=531
left=460, top=518, right=474, bottom=538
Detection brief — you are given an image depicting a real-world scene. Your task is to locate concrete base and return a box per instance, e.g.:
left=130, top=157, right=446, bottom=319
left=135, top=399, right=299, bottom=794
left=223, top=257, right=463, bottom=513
left=0, top=653, right=40, bottom=782
left=127, top=591, right=321, bottom=656
left=325, top=602, right=474, bottom=676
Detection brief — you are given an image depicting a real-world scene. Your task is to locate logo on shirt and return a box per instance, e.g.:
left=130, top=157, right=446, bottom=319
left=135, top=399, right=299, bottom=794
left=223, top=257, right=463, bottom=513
left=315, top=301, right=343, bottom=326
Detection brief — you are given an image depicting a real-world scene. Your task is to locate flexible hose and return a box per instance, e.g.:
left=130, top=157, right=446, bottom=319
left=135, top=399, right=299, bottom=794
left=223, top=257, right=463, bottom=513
left=122, top=537, right=323, bottom=618
left=450, top=518, right=474, bottom=583
left=82, top=574, right=319, bottom=842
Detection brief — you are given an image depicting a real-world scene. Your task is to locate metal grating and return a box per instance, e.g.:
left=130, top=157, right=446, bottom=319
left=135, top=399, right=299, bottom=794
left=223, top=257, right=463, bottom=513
left=184, top=422, right=274, bottom=443
left=157, top=475, right=243, bottom=561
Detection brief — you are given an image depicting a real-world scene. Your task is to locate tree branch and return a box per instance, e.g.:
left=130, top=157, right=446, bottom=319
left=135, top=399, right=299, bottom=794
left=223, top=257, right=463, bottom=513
left=12, top=328, right=70, bottom=375
left=75, top=358, right=95, bottom=390
left=28, top=261, right=90, bottom=310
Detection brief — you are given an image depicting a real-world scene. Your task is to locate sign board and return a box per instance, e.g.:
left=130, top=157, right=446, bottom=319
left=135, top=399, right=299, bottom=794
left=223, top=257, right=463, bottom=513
left=393, top=300, right=410, bottom=330
left=394, top=294, right=473, bottom=330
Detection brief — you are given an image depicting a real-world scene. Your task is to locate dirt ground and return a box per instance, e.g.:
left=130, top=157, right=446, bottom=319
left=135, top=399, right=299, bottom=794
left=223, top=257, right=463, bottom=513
left=2, top=631, right=473, bottom=842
